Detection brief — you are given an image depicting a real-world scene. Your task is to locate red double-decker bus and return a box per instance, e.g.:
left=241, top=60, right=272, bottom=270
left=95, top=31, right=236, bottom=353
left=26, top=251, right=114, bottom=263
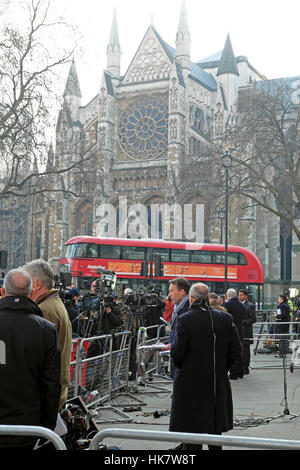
left=59, top=236, right=264, bottom=304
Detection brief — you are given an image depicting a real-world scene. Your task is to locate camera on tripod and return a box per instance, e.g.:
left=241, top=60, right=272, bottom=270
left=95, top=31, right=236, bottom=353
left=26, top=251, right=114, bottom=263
left=54, top=271, right=74, bottom=306
left=94, top=268, right=117, bottom=308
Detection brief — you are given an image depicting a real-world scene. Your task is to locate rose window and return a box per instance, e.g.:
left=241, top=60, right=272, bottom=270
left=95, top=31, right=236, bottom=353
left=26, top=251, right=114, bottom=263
left=118, top=97, right=168, bottom=159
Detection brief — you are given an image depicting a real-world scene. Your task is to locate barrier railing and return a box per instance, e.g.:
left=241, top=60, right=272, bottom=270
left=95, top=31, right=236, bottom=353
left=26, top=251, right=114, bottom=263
left=88, top=427, right=300, bottom=450
left=77, top=334, right=113, bottom=406
left=250, top=322, right=300, bottom=370
left=0, top=425, right=67, bottom=450
left=136, top=325, right=170, bottom=392
left=68, top=338, right=81, bottom=399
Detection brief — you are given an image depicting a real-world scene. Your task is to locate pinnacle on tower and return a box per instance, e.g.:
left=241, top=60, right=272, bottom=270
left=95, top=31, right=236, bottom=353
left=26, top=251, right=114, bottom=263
left=217, top=34, right=239, bottom=76
left=46, top=143, right=55, bottom=171
left=175, top=0, right=191, bottom=70
left=107, top=7, right=121, bottom=78
left=63, top=58, right=82, bottom=97
left=176, top=0, right=190, bottom=42
left=107, top=7, right=121, bottom=53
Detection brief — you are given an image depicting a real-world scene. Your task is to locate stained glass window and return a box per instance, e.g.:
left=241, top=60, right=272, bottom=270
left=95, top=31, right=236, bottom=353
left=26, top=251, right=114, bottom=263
left=118, top=97, right=168, bottom=159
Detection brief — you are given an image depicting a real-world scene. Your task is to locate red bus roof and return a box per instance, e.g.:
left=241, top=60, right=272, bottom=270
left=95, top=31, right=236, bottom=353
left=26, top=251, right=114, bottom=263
left=65, top=236, right=262, bottom=260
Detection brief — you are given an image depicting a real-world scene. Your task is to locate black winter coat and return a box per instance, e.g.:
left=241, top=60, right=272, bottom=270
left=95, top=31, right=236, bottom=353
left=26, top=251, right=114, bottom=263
left=275, top=302, right=290, bottom=334
left=224, top=297, right=247, bottom=342
left=168, top=297, right=190, bottom=379
left=0, top=296, right=61, bottom=448
left=242, top=300, right=256, bottom=345
left=169, top=303, right=242, bottom=434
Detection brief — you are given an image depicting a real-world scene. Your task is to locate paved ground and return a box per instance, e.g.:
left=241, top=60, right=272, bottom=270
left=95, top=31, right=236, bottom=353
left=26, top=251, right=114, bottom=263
left=90, top=352, right=300, bottom=451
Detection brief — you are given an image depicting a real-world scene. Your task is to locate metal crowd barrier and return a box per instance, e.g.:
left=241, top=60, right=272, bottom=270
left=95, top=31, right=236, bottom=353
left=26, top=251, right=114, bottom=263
left=88, top=427, right=300, bottom=450
left=250, top=322, right=300, bottom=370
left=67, top=331, right=144, bottom=423
left=3, top=426, right=300, bottom=450
left=0, top=425, right=67, bottom=450
left=136, top=325, right=171, bottom=392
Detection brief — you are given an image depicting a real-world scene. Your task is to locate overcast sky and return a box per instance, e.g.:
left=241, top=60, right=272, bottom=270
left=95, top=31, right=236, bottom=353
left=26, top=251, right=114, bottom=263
left=53, top=0, right=300, bottom=104
left=4, top=0, right=300, bottom=105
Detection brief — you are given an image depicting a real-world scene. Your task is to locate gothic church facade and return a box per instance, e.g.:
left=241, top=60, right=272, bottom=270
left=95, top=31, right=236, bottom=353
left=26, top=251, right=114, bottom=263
left=27, top=1, right=299, bottom=303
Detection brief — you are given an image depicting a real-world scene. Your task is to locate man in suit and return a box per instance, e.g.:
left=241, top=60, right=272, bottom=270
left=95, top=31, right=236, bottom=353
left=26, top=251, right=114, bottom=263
left=238, top=289, right=256, bottom=374
left=169, top=283, right=243, bottom=450
left=224, top=288, right=246, bottom=379
left=161, top=277, right=190, bottom=378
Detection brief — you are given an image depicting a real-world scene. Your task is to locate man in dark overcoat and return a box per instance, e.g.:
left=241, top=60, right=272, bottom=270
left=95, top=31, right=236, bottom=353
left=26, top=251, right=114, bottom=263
left=169, top=283, right=243, bottom=451
left=224, top=288, right=247, bottom=379
left=161, top=277, right=190, bottom=379
left=275, top=294, right=291, bottom=356
left=238, top=289, right=256, bottom=374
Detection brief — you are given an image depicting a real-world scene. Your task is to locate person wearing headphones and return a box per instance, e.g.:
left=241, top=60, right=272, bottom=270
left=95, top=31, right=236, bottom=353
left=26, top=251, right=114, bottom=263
left=169, top=283, right=243, bottom=451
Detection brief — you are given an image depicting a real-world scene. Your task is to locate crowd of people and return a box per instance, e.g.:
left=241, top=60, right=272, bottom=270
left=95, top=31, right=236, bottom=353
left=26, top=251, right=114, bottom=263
left=0, top=260, right=297, bottom=450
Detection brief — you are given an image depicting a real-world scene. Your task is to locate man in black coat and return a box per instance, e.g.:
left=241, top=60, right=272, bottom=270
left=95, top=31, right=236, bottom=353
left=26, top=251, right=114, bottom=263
left=161, top=277, right=190, bottom=379
left=275, top=294, right=291, bottom=356
left=0, top=268, right=61, bottom=449
left=238, top=289, right=256, bottom=375
left=224, top=288, right=247, bottom=379
left=169, top=283, right=243, bottom=451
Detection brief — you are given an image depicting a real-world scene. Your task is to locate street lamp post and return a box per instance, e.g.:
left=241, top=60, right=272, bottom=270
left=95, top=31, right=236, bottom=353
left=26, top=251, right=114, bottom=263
left=217, top=208, right=225, bottom=244
left=221, top=146, right=232, bottom=293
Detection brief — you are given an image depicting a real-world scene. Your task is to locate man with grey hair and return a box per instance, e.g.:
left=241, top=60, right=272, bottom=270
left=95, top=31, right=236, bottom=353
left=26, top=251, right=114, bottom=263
left=169, top=282, right=242, bottom=450
left=24, top=259, right=72, bottom=410
left=0, top=268, right=61, bottom=449
left=224, top=288, right=247, bottom=379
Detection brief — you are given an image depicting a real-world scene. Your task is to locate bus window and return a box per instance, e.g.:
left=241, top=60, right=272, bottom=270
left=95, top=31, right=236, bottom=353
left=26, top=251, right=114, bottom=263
left=239, top=253, right=247, bottom=265
left=171, top=249, right=190, bottom=262
left=191, top=251, right=212, bottom=263
left=227, top=253, right=239, bottom=265
left=122, top=246, right=146, bottom=260
left=148, top=248, right=170, bottom=261
left=213, top=252, right=248, bottom=265
left=86, top=244, right=100, bottom=258
left=213, top=252, right=224, bottom=264
left=74, top=244, right=89, bottom=257
left=64, top=244, right=76, bottom=258
left=100, top=245, right=121, bottom=259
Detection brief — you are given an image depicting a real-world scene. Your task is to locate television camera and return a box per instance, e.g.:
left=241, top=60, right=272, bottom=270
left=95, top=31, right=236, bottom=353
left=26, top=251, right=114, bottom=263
left=123, top=285, right=163, bottom=309
left=81, top=268, right=119, bottom=338
left=93, top=268, right=117, bottom=308
left=54, top=271, right=75, bottom=307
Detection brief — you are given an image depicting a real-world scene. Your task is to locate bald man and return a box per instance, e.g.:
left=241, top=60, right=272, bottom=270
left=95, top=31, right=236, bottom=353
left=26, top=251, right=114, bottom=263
left=0, top=268, right=61, bottom=449
left=169, top=282, right=242, bottom=451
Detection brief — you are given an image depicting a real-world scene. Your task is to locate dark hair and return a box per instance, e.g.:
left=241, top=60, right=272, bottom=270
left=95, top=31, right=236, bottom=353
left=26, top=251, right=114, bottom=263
left=169, top=277, right=190, bottom=294
left=279, top=295, right=287, bottom=302
left=209, top=292, right=218, bottom=300
left=239, top=289, right=249, bottom=296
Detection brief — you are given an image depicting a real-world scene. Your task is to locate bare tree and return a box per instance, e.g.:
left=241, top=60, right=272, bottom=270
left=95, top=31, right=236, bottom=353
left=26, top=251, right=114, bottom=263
left=0, top=0, right=98, bottom=202
left=208, top=78, right=300, bottom=240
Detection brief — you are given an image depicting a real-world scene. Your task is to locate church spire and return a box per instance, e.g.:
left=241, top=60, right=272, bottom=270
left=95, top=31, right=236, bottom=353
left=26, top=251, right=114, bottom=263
left=63, top=58, right=82, bottom=98
left=63, top=58, right=81, bottom=121
left=175, top=0, right=191, bottom=71
left=106, top=7, right=121, bottom=79
left=217, top=34, right=239, bottom=76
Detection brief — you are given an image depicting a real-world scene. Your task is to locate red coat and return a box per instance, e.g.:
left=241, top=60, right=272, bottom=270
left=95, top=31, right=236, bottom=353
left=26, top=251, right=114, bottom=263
left=163, top=299, right=174, bottom=322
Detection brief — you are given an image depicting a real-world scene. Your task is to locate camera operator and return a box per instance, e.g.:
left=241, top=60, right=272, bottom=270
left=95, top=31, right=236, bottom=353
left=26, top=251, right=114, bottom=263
left=65, top=283, right=81, bottom=336
left=82, top=280, right=123, bottom=339
left=144, top=285, right=166, bottom=338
